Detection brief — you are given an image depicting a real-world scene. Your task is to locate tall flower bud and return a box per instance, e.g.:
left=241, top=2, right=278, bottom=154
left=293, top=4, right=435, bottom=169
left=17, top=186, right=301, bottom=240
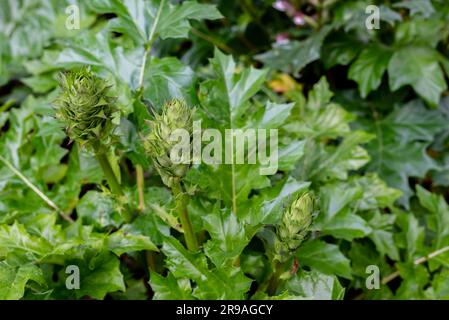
left=144, top=99, right=193, bottom=188
left=54, top=68, right=119, bottom=152
left=275, top=193, right=314, bottom=262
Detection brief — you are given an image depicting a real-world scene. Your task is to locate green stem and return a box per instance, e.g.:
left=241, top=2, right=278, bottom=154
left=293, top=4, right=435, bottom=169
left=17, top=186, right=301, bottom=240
left=190, top=27, right=233, bottom=54
left=136, top=165, right=145, bottom=212
left=96, top=153, right=123, bottom=195
left=96, top=153, right=133, bottom=223
left=172, top=182, right=198, bottom=251
left=145, top=250, right=157, bottom=273
left=267, top=261, right=283, bottom=296
left=0, top=155, right=74, bottom=223
left=137, top=0, right=165, bottom=92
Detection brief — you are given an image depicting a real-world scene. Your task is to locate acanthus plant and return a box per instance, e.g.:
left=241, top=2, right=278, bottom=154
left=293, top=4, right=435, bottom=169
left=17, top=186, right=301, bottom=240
left=0, top=0, right=449, bottom=300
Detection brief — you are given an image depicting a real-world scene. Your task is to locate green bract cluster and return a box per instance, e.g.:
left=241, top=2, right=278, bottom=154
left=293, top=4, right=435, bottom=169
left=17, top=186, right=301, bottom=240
left=54, top=68, right=118, bottom=152
left=275, top=193, right=314, bottom=262
left=144, top=99, right=193, bottom=188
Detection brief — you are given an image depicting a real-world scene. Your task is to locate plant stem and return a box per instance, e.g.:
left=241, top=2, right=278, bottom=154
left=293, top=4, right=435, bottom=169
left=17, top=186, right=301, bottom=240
left=137, top=0, right=165, bottom=92
left=172, top=182, right=198, bottom=251
left=382, top=245, right=449, bottom=285
left=96, top=153, right=123, bottom=196
left=0, top=99, right=15, bottom=113
left=267, top=261, right=283, bottom=296
left=95, top=153, right=133, bottom=223
left=0, top=155, right=74, bottom=223
left=136, top=164, right=145, bottom=211
left=190, top=27, right=233, bottom=54
left=355, top=244, right=449, bottom=300
left=145, top=251, right=157, bottom=273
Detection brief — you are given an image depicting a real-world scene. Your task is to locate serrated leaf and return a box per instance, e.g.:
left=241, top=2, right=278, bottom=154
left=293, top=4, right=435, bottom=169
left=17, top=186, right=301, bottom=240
left=90, top=0, right=222, bottom=44
left=76, top=191, right=122, bottom=229
left=76, top=252, right=125, bottom=299
left=162, top=236, right=251, bottom=299
left=348, top=44, right=392, bottom=98
left=394, top=0, right=435, bottom=18
left=255, top=26, right=332, bottom=75
left=285, top=270, right=345, bottom=300
left=297, top=240, right=352, bottom=279
left=202, top=207, right=248, bottom=267
left=365, top=100, right=444, bottom=206
left=0, top=262, right=46, bottom=300
left=107, top=230, right=157, bottom=255
left=56, top=30, right=142, bottom=88
left=388, top=47, right=447, bottom=108
left=150, top=272, right=193, bottom=300
left=395, top=19, right=446, bottom=48
left=143, top=57, right=195, bottom=107
left=416, top=186, right=449, bottom=248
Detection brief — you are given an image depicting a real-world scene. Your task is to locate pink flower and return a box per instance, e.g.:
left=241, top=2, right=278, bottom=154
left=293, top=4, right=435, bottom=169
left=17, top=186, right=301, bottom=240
left=273, top=1, right=295, bottom=15
left=276, top=33, right=290, bottom=45
left=293, top=13, right=305, bottom=26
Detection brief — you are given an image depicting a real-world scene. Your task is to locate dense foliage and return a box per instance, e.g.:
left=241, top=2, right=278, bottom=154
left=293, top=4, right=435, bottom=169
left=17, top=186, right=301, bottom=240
left=1, top=0, right=449, bottom=300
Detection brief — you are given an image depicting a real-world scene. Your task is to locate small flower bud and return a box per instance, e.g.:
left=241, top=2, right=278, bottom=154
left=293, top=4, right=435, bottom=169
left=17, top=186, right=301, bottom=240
left=293, top=13, right=305, bottom=26
left=54, top=68, right=119, bottom=152
left=276, top=33, right=290, bottom=45
left=144, top=99, right=193, bottom=188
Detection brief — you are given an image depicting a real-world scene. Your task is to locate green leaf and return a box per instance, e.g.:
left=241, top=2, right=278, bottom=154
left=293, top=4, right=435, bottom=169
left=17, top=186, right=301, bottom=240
left=322, top=34, right=363, bottom=69
left=394, top=0, right=435, bottom=18
left=382, top=100, right=447, bottom=142
left=56, top=30, right=141, bottom=88
left=150, top=272, right=194, bottom=300
left=311, top=131, right=373, bottom=182
left=240, top=177, right=310, bottom=228
left=155, top=1, right=223, bottom=40
left=90, top=0, right=222, bottom=44
left=202, top=207, right=249, bottom=267
left=76, top=191, right=122, bottom=229
left=256, top=26, right=332, bottom=75
left=395, top=19, right=446, bottom=48
left=0, top=262, right=46, bottom=300
left=209, top=48, right=268, bottom=124
left=395, top=263, right=429, bottom=299
left=107, top=230, right=157, bottom=255
left=365, top=100, right=445, bottom=206
left=352, top=173, right=402, bottom=210
left=348, top=44, right=392, bottom=98
left=76, top=252, right=125, bottom=299
left=388, top=47, right=447, bottom=108
left=255, top=102, right=295, bottom=129
left=431, top=269, right=449, bottom=299
left=162, top=236, right=251, bottom=299
left=121, top=206, right=171, bottom=246
left=0, top=222, right=52, bottom=260
left=143, top=57, right=196, bottom=107
left=315, top=207, right=372, bottom=241
left=416, top=186, right=449, bottom=248
left=396, top=212, right=425, bottom=261
left=162, top=236, right=211, bottom=281
left=297, top=240, right=352, bottom=279
left=367, top=211, right=399, bottom=260
left=190, top=49, right=293, bottom=216
left=285, top=270, right=345, bottom=300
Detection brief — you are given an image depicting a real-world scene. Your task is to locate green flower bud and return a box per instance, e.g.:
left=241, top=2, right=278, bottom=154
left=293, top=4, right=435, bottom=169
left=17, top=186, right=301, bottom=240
left=54, top=68, right=119, bottom=152
left=144, top=99, right=193, bottom=188
left=275, top=193, right=314, bottom=261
